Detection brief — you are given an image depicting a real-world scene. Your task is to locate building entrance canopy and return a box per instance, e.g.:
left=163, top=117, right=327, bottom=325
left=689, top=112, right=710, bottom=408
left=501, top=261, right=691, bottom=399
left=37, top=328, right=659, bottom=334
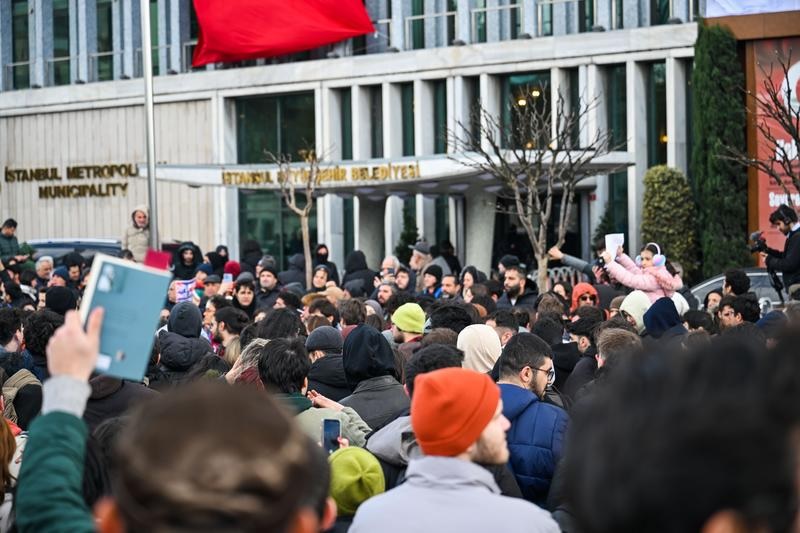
left=136, top=152, right=634, bottom=196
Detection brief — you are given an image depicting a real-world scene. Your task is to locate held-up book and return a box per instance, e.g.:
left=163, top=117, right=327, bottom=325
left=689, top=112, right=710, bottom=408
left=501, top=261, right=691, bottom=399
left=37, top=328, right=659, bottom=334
left=80, top=253, right=172, bottom=382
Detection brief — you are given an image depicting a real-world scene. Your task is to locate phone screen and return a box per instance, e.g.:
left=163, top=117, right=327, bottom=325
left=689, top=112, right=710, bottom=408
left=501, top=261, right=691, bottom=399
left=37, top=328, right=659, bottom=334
left=222, top=273, right=233, bottom=284
left=322, top=419, right=341, bottom=454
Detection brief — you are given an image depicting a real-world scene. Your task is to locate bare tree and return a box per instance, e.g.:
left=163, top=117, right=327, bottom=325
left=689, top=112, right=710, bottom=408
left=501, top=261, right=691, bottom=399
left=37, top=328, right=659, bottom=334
left=451, top=90, right=621, bottom=292
left=267, top=149, right=323, bottom=289
left=724, top=49, right=800, bottom=204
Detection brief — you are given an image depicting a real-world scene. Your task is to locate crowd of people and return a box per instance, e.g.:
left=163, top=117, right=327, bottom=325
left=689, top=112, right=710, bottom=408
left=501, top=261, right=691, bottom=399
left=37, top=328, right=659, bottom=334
left=0, top=203, right=799, bottom=532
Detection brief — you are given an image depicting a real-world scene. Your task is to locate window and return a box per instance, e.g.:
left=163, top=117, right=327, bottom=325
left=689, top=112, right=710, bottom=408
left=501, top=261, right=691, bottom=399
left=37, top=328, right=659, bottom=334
left=238, top=191, right=318, bottom=271
left=401, top=82, right=415, bottom=156
left=579, top=0, right=595, bottom=32
left=370, top=86, right=383, bottom=158
left=51, top=0, right=70, bottom=85
left=96, top=0, right=113, bottom=81
left=608, top=171, right=629, bottom=242
left=568, top=68, right=580, bottom=147
left=646, top=62, right=667, bottom=167
left=501, top=71, right=551, bottom=149
left=149, top=0, right=159, bottom=75
left=540, top=3, right=553, bottom=36
left=613, top=0, right=624, bottom=29
left=435, top=196, right=450, bottom=247
left=11, top=0, right=29, bottom=90
left=433, top=80, right=447, bottom=154
left=340, top=89, right=353, bottom=160
left=411, top=0, right=424, bottom=49
left=236, top=92, right=316, bottom=163
left=475, top=0, right=487, bottom=43
left=605, top=64, right=627, bottom=149
left=465, top=76, right=481, bottom=149
left=650, top=0, right=670, bottom=25
left=343, top=197, right=355, bottom=258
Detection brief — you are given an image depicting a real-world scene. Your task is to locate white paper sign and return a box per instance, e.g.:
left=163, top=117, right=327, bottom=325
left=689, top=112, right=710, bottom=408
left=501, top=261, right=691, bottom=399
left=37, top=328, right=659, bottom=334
left=604, top=233, right=625, bottom=255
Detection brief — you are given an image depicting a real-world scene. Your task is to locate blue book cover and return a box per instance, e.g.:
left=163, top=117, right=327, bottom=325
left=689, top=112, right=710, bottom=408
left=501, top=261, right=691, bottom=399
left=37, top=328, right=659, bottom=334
left=80, top=253, right=172, bottom=382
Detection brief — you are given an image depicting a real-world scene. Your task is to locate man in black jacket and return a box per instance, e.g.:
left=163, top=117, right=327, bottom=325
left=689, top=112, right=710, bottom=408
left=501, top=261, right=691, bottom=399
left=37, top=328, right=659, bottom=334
left=764, top=205, right=800, bottom=299
left=497, top=266, right=538, bottom=309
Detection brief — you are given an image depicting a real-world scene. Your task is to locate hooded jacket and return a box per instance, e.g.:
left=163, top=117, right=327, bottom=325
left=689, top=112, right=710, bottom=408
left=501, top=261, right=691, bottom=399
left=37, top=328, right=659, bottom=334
left=172, top=242, right=202, bottom=280
left=500, top=383, right=568, bottom=507
left=350, top=456, right=560, bottom=533
left=643, top=297, right=687, bottom=340
left=307, top=353, right=351, bottom=401
left=340, top=325, right=409, bottom=430
left=152, top=303, right=213, bottom=389
left=278, top=254, right=307, bottom=289
left=314, top=244, right=341, bottom=286
left=342, top=251, right=377, bottom=294
left=570, top=283, right=600, bottom=313
left=121, top=205, right=151, bottom=262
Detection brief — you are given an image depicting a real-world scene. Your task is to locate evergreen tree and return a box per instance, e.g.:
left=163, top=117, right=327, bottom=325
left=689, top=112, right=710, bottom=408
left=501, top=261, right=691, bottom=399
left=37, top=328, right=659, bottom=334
left=641, top=166, right=699, bottom=279
left=691, top=23, right=752, bottom=278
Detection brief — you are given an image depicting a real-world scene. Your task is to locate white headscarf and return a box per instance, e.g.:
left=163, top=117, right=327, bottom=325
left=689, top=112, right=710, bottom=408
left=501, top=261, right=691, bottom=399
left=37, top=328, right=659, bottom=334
left=458, top=324, right=502, bottom=373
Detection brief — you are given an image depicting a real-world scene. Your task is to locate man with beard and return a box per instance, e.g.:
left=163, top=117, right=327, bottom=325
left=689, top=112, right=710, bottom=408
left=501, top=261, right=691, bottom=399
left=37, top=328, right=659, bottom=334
left=496, top=333, right=568, bottom=506
left=212, top=307, right=249, bottom=365
left=350, top=367, right=558, bottom=532
left=390, top=303, right=425, bottom=361
left=497, top=266, right=538, bottom=309
left=255, top=265, right=282, bottom=309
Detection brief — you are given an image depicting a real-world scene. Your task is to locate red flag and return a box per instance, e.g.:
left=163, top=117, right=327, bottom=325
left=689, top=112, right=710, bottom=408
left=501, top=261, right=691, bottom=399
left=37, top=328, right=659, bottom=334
left=192, top=0, right=375, bottom=67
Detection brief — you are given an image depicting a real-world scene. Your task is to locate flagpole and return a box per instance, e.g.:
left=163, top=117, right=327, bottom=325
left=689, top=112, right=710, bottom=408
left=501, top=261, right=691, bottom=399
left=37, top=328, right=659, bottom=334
left=140, top=0, right=159, bottom=250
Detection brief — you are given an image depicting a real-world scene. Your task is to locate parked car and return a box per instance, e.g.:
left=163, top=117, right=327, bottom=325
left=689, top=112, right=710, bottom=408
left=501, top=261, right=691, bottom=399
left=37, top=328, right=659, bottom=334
left=27, top=238, right=122, bottom=265
left=690, top=268, right=784, bottom=310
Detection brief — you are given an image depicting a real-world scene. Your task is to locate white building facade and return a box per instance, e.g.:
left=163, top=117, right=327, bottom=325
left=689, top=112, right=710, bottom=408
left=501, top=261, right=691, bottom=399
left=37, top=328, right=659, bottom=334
left=0, top=0, right=701, bottom=274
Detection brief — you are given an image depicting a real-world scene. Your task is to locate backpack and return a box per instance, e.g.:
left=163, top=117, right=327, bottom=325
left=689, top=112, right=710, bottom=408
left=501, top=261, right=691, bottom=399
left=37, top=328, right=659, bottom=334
left=3, top=370, right=41, bottom=424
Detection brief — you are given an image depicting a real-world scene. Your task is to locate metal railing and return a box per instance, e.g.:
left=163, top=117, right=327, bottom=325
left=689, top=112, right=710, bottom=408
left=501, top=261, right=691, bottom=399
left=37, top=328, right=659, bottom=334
left=182, top=40, right=202, bottom=72
left=367, top=18, right=392, bottom=52
left=134, top=44, right=172, bottom=77
left=89, top=50, right=122, bottom=82
left=404, top=11, right=457, bottom=50
left=471, top=3, right=522, bottom=43
left=535, top=0, right=598, bottom=35
left=2, top=61, right=30, bottom=91
left=45, top=56, right=72, bottom=86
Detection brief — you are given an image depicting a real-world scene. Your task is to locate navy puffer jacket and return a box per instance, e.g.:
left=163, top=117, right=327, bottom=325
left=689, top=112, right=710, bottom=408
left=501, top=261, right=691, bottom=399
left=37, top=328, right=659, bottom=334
left=499, top=383, right=568, bottom=507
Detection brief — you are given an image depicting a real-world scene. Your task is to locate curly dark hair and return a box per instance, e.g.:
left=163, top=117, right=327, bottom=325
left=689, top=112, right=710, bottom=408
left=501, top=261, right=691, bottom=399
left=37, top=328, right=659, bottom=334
left=24, top=309, right=64, bottom=357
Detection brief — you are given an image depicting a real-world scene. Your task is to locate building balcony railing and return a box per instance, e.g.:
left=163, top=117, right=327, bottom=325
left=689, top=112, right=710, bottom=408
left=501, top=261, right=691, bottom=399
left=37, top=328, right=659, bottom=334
left=89, top=51, right=123, bottom=82
left=404, top=11, right=457, bottom=50
left=471, top=3, right=523, bottom=43
left=2, top=61, right=30, bottom=91
left=45, top=56, right=72, bottom=86
left=355, top=17, right=391, bottom=55
left=134, top=44, right=175, bottom=77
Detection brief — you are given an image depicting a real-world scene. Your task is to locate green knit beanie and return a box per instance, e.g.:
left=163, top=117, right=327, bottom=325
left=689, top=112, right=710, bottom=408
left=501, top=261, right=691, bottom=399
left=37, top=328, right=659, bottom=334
left=328, top=447, right=385, bottom=516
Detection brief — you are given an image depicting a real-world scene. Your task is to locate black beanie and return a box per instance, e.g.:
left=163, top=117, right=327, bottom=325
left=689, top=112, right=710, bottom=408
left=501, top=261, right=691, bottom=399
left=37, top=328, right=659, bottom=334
left=45, top=287, right=78, bottom=316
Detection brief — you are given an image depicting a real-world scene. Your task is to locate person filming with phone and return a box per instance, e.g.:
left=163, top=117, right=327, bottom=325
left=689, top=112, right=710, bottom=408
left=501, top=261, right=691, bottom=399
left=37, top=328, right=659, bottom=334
left=761, top=205, right=800, bottom=300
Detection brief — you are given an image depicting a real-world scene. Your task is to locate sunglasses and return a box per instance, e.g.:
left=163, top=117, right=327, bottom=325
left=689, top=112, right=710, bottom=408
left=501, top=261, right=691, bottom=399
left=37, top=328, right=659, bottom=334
left=579, top=294, right=596, bottom=302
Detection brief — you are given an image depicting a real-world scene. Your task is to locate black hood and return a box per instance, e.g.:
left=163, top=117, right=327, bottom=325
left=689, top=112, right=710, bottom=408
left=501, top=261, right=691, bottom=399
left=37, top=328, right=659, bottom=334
left=168, top=302, right=203, bottom=338
left=344, top=250, right=368, bottom=273
left=288, top=253, right=306, bottom=271
left=643, top=297, right=683, bottom=339
left=158, top=331, right=212, bottom=371
left=89, top=375, right=124, bottom=400
left=308, top=354, right=349, bottom=389
left=342, top=325, right=396, bottom=388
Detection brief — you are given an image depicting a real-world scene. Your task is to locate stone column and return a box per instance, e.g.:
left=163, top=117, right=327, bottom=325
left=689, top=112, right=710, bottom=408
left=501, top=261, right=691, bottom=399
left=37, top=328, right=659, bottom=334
left=415, top=79, right=434, bottom=155
left=623, top=0, right=640, bottom=29
left=456, top=0, right=471, bottom=43
left=390, top=0, right=411, bottom=50
left=666, top=57, right=688, bottom=174
left=465, top=190, right=496, bottom=273
left=479, top=73, right=500, bottom=153
left=351, top=85, right=372, bottom=160
left=121, top=0, right=141, bottom=79
left=385, top=195, right=404, bottom=259
left=320, top=195, right=346, bottom=270
left=383, top=82, right=403, bottom=158
left=417, top=194, right=437, bottom=244
left=76, top=0, right=97, bottom=83
left=626, top=60, right=647, bottom=253
left=30, top=0, right=53, bottom=88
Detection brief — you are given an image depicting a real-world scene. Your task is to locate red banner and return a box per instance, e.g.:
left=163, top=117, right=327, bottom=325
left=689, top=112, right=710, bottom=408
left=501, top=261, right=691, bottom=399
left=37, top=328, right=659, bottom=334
left=192, top=0, right=375, bottom=67
left=752, top=38, right=800, bottom=253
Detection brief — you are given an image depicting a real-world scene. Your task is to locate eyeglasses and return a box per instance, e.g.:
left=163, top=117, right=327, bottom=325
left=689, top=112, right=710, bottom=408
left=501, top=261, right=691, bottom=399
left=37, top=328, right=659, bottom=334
left=532, top=366, right=556, bottom=384
left=579, top=294, right=596, bottom=302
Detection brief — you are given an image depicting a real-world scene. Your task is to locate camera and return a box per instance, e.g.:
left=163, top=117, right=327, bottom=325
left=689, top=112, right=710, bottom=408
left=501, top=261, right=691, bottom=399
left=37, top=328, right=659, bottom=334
left=749, top=231, right=768, bottom=253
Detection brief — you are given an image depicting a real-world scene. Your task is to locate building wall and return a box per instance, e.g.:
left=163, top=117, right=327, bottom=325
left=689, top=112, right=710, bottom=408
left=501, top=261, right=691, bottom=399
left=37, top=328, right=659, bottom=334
left=0, top=99, right=217, bottom=251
